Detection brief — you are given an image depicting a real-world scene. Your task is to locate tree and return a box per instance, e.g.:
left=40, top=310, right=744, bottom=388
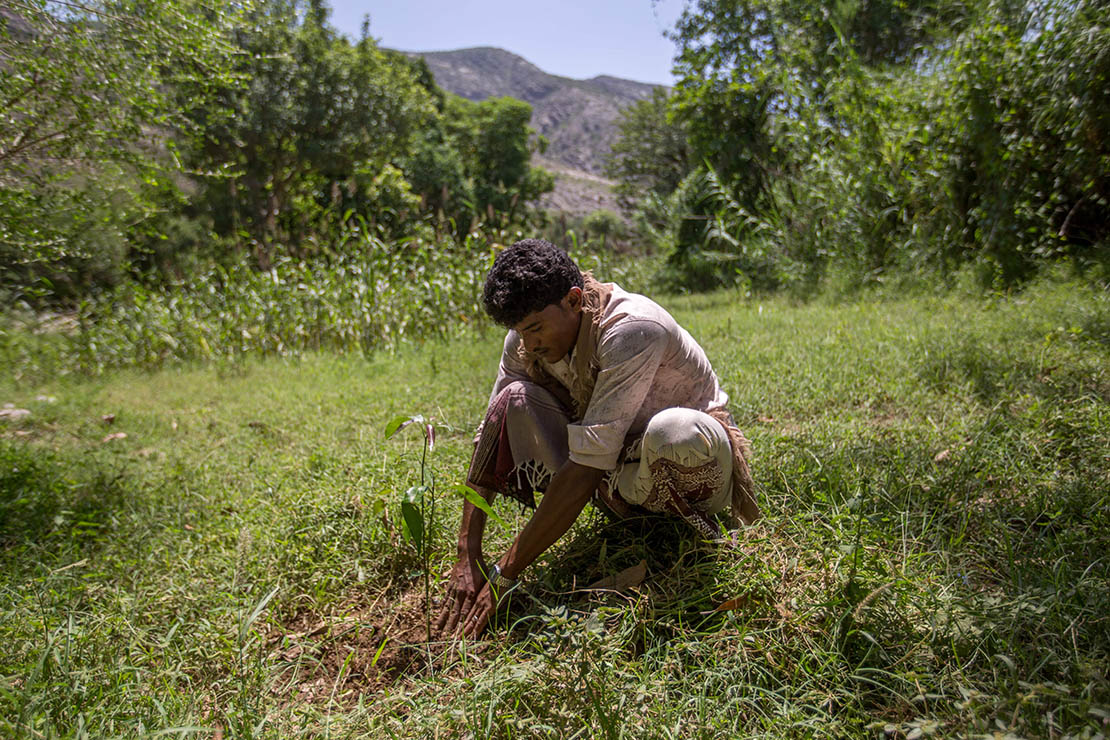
left=582, top=209, right=624, bottom=248
left=184, top=0, right=438, bottom=259
left=401, top=129, right=473, bottom=236
left=0, top=0, right=242, bottom=297
left=604, top=88, right=691, bottom=209
left=444, top=95, right=554, bottom=224
left=668, top=0, right=981, bottom=206
left=932, top=0, right=1109, bottom=282
left=662, top=0, right=1108, bottom=290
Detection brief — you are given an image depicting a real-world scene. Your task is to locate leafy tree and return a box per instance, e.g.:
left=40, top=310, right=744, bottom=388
left=354, top=164, right=424, bottom=240
left=651, top=0, right=1107, bottom=291
left=0, top=0, right=241, bottom=298
left=184, top=0, right=438, bottom=260
left=401, top=129, right=473, bottom=232
left=385, top=51, right=447, bottom=112
left=668, top=1, right=792, bottom=209
left=444, top=95, right=554, bottom=225
left=668, top=0, right=977, bottom=209
left=935, top=0, right=1110, bottom=282
left=604, top=88, right=691, bottom=209
left=581, top=209, right=624, bottom=249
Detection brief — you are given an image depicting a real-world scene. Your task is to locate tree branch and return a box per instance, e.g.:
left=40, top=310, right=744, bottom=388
left=1058, top=195, right=1086, bottom=239
left=32, top=0, right=140, bottom=28
left=0, top=121, right=82, bottom=164
left=0, top=72, right=44, bottom=114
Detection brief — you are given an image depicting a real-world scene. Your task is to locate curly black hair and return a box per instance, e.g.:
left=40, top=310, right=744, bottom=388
left=482, top=239, right=584, bottom=327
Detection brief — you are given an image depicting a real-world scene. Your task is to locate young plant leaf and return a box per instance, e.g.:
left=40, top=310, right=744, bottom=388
left=384, top=414, right=425, bottom=439
left=401, top=501, right=424, bottom=549
left=452, top=484, right=507, bottom=527
left=400, top=485, right=427, bottom=549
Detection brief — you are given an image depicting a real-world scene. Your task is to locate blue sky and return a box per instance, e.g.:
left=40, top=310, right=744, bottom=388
left=327, top=0, right=686, bottom=85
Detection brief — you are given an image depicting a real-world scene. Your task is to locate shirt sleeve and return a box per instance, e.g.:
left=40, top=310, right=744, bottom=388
left=567, top=318, right=668, bottom=470
left=474, top=331, right=531, bottom=443
left=488, top=330, right=530, bottom=406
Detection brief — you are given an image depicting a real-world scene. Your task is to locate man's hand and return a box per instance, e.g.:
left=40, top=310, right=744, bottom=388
left=455, top=461, right=605, bottom=639
left=436, top=553, right=487, bottom=635
left=460, top=582, right=498, bottom=639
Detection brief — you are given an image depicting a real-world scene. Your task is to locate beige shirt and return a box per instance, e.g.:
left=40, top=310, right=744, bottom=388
left=489, top=284, right=729, bottom=470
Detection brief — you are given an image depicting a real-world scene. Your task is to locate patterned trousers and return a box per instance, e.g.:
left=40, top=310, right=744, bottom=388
left=468, top=381, right=733, bottom=538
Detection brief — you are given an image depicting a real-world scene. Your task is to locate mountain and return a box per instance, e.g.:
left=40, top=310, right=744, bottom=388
left=407, top=47, right=661, bottom=196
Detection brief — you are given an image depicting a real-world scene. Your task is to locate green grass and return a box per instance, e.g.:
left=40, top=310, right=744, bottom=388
left=0, top=239, right=657, bottom=383
left=1, top=277, right=1107, bottom=738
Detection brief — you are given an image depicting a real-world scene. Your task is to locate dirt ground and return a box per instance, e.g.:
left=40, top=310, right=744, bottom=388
left=264, top=586, right=466, bottom=705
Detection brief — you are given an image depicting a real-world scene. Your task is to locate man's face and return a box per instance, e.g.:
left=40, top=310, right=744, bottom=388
left=512, top=287, right=583, bottom=362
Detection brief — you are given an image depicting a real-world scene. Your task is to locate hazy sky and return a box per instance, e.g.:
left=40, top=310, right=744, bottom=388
left=327, top=0, right=687, bottom=85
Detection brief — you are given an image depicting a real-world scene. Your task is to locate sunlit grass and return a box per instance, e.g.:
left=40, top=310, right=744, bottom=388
left=0, top=276, right=1107, bottom=737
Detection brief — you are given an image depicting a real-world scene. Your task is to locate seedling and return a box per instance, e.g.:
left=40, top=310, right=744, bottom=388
left=384, top=413, right=437, bottom=646
left=385, top=415, right=514, bottom=649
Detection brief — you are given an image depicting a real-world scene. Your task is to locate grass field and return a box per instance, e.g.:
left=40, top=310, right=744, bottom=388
left=1, top=278, right=1108, bottom=738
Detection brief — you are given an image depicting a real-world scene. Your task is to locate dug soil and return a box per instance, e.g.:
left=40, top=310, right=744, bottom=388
left=265, top=586, right=469, bottom=705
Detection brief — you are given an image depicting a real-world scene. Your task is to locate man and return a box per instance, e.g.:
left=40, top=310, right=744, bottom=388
left=438, top=239, right=759, bottom=638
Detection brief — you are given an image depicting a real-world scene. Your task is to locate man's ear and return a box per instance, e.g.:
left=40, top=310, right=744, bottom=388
left=565, top=286, right=583, bottom=312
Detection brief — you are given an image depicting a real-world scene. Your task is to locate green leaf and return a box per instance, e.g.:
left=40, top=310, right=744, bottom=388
left=238, top=584, right=280, bottom=646
left=370, top=634, right=390, bottom=668
left=384, top=414, right=425, bottom=439
left=452, top=484, right=507, bottom=527
left=400, top=501, right=423, bottom=550
left=400, top=485, right=427, bottom=550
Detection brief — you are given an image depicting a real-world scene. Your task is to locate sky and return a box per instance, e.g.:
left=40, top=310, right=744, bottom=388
left=327, top=0, right=687, bottom=86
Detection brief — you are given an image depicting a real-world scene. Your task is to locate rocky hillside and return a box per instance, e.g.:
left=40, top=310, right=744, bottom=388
left=409, top=47, right=660, bottom=178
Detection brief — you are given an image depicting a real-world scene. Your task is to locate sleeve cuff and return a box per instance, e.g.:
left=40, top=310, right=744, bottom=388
left=567, top=421, right=626, bottom=470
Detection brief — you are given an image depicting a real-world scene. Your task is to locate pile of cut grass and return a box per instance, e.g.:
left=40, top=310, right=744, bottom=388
left=0, top=277, right=1107, bottom=738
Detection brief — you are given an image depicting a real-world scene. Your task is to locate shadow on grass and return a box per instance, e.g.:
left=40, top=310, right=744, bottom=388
left=917, top=336, right=1109, bottom=404
left=553, top=509, right=702, bottom=585
left=480, top=508, right=751, bottom=648
left=0, top=441, right=130, bottom=559
left=764, top=403, right=1109, bottom=698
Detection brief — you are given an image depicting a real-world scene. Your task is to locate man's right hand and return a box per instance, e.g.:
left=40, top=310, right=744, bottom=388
left=436, top=553, right=487, bottom=635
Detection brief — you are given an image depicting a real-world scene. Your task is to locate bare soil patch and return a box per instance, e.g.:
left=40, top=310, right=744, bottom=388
left=265, top=586, right=463, bottom=705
